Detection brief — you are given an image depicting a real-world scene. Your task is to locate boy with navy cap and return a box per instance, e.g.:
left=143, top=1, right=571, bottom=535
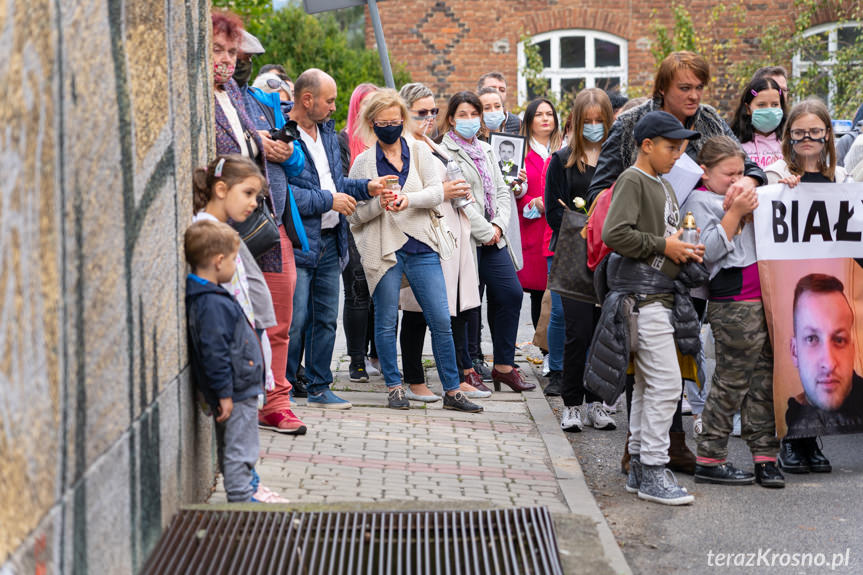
left=602, top=110, right=705, bottom=505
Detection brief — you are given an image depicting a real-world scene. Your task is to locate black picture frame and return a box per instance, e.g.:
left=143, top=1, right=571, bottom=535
left=489, top=132, right=527, bottom=179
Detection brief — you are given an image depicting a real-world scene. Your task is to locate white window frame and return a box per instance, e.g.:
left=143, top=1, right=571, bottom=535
left=792, top=21, right=862, bottom=112
left=517, top=30, right=628, bottom=106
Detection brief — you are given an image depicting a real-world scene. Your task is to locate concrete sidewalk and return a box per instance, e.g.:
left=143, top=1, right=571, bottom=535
left=209, top=363, right=630, bottom=573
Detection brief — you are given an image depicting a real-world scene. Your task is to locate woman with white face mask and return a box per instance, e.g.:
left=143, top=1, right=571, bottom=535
left=441, top=92, right=533, bottom=394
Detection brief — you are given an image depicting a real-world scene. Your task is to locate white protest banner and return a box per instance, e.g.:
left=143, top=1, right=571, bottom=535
left=753, top=182, right=863, bottom=439
left=752, top=183, right=863, bottom=261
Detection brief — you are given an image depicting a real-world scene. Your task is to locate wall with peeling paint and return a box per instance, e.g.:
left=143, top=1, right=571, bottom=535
left=0, top=0, right=215, bottom=572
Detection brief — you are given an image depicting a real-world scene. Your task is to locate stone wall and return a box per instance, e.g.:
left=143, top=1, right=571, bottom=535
left=1, top=0, right=214, bottom=573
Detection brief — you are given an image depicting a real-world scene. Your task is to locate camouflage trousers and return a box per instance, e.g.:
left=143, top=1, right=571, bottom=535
left=696, top=301, right=779, bottom=462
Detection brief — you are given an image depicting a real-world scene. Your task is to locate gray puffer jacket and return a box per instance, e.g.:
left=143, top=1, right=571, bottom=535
left=584, top=254, right=708, bottom=404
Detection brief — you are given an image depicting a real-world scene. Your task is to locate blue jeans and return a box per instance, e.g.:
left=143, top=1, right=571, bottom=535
left=373, top=250, right=460, bottom=392
left=286, top=233, right=340, bottom=394
left=546, top=257, right=564, bottom=372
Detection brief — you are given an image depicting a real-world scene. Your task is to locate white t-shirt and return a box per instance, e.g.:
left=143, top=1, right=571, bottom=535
left=215, top=90, right=258, bottom=158
left=299, top=125, right=340, bottom=230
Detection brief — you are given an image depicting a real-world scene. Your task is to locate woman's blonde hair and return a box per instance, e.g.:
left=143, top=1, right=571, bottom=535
left=782, top=98, right=837, bottom=180
left=355, top=88, right=409, bottom=146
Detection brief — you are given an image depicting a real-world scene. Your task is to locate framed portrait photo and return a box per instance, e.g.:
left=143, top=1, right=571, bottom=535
left=489, top=132, right=526, bottom=180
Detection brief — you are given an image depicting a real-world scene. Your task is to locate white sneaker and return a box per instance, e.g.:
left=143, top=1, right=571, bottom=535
left=365, top=357, right=381, bottom=377
left=560, top=406, right=583, bottom=432
left=541, top=354, right=550, bottom=377
left=253, top=485, right=290, bottom=503
left=585, top=402, right=616, bottom=430
left=693, top=414, right=703, bottom=435
left=603, top=401, right=617, bottom=414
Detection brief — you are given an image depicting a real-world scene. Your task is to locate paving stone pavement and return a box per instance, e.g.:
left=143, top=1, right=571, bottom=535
left=206, top=294, right=631, bottom=574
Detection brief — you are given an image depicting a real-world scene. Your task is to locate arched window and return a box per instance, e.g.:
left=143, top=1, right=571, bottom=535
left=792, top=21, right=862, bottom=113
left=517, top=30, right=628, bottom=105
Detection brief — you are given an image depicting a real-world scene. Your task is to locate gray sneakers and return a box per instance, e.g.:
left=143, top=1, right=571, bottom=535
left=638, top=464, right=694, bottom=505
left=387, top=387, right=410, bottom=410
left=625, top=454, right=642, bottom=493
left=585, top=402, right=616, bottom=430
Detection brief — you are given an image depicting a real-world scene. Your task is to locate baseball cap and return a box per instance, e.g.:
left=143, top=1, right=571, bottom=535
left=240, top=30, right=265, bottom=55
left=634, top=111, right=701, bottom=145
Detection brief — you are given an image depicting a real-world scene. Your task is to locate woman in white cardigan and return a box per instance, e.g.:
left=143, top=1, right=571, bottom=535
left=348, top=89, right=483, bottom=413
left=397, top=83, right=487, bottom=402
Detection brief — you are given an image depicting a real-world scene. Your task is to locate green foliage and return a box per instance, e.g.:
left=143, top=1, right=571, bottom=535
left=213, top=3, right=411, bottom=130
left=212, top=0, right=273, bottom=30
left=650, top=4, right=697, bottom=66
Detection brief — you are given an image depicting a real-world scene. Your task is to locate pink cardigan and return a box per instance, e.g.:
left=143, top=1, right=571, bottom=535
left=515, top=148, right=552, bottom=291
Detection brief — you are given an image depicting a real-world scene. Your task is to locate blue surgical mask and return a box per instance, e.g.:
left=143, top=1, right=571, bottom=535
left=484, top=110, right=505, bottom=131
left=582, top=123, right=605, bottom=142
left=751, top=107, right=783, bottom=134
left=454, top=118, right=481, bottom=140
left=522, top=203, right=541, bottom=220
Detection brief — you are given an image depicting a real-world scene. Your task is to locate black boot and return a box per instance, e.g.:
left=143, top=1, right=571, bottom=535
left=544, top=371, right=563, bottom=396
left=778, top=438, right=809, bottom=473
left=802, top=437, right=832, bottom=473
left=754, top=461, right=785, bottom=488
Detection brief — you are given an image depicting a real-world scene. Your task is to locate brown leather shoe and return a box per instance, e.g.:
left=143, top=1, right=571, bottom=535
left=621, top=431, right=631, bottom=475
left=491, top=367, right=536, bottom=392
left=465, top=370, right=492, bottom=393
left=667, top=431, right=696, bottom=475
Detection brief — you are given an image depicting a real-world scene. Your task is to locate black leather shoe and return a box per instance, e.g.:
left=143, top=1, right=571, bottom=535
left=292, top=379, right=308, bottom=398
left=754, top=461, right=785, bottom=488
left=544, top=371, right=563, bottom=396
left=803, top=437, right=832, bottom=473
left=473, top=358, right=493, bottom=382
left=778, top=439, right=810, bottom=473
left=694, top=462, right=755, bottom=485
left=443, top=391, right=483, bottom=413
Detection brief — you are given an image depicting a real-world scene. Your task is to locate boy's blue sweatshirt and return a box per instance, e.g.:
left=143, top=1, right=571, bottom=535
left=186, top=274, right=264, bottom=409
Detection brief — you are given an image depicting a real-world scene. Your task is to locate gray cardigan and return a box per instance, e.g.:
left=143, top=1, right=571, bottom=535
left=680, top=188, right=757, bottom=280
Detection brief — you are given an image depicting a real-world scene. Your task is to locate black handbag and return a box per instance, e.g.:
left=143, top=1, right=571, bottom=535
left=231, top=196, right=281, bottom=258
left=547, top=209, right=596, bottom=304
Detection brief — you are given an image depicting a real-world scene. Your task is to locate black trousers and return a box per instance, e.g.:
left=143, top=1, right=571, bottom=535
left=561, top=297, right=602, bottom=407
left=342, top=232, right=376, bottom=363
left=401, top=310, right=471, bottom=384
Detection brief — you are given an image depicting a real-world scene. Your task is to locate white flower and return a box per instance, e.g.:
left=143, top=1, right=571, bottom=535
left=573, top=197, right=586, bottom=209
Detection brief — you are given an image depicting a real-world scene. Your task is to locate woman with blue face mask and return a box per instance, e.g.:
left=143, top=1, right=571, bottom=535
left=542, top=88, right=616, bottom=433
left=348, top=89, right=484, bottom=414
left=731, top=76, right=787, bottom=170
left=441, top=91, right=533, bottom=393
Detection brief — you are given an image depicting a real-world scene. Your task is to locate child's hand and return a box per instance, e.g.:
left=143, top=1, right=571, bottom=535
left=664, top=229, right=698, bottom=264
left=730, top=188, right=759, bottom=215
left=216, top=397, right=233, bottom=423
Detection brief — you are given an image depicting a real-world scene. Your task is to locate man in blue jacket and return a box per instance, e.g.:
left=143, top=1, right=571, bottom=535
left=286, top=69, right=387, bottom=409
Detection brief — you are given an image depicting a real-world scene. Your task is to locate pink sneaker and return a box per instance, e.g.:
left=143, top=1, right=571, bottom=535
left=253, top=485, right=290, bottom=503
left=258, top=410, right=308, bottom=435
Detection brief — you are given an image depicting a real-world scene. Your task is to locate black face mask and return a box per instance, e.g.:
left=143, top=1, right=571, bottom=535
left=280, top=101, right=294, bottom=116
left=373, top=124, right=402, bottom=145
left=233, top=58, right=252, bottom=87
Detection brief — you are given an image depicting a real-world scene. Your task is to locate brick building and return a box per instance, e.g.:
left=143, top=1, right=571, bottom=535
left=368, top=0, right=859, bottom=116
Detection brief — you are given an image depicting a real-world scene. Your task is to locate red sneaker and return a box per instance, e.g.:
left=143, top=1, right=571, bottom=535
left=258, top=410, right=307, bottom=435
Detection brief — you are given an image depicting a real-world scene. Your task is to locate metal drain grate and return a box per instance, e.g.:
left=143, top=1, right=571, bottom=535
left=141, top=506, right=564, bottom=574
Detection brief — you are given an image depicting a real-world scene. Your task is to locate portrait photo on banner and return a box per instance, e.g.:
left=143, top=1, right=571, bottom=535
left=753, top=183, right=863, bottom=439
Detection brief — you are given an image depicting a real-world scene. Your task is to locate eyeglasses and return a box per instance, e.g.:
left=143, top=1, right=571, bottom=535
left=374, top=120, right=404, bottom=128
left=265, top=78, right=290, bottom=92
left=411, top=107, right=439, bottom=118
left=790, top=127, right=826, bottom=140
